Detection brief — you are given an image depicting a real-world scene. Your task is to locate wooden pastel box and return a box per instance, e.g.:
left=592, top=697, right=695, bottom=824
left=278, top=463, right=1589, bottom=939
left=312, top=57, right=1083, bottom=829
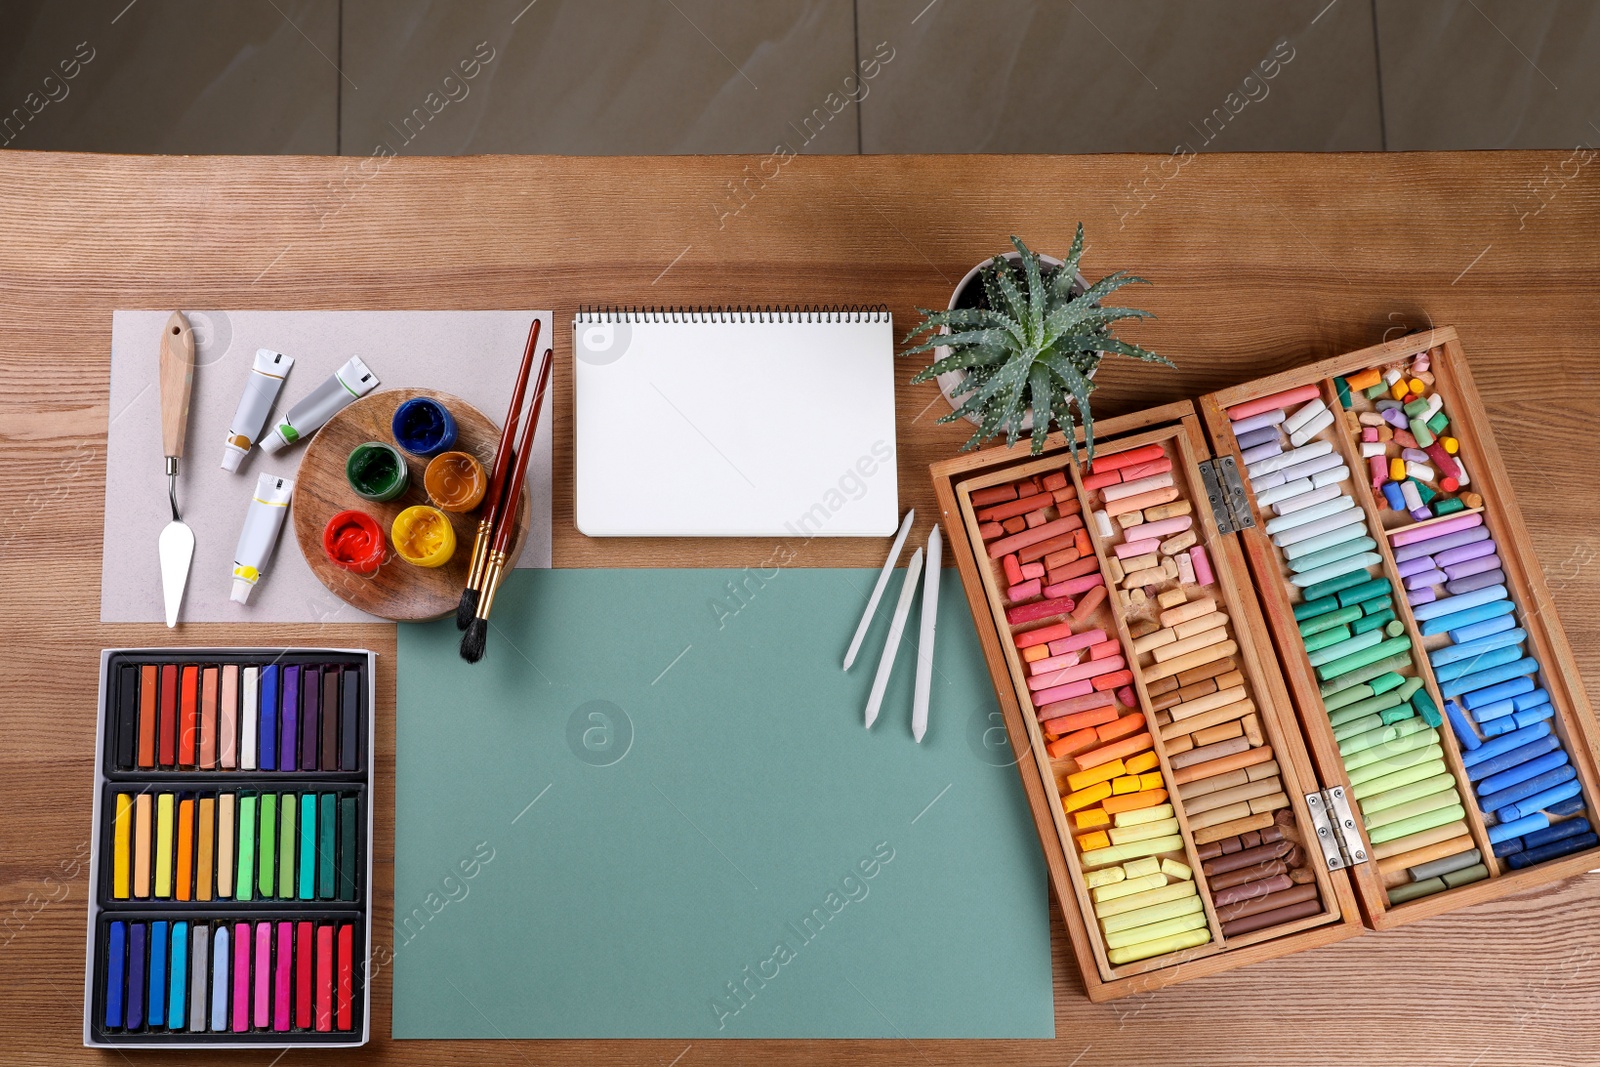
left=930, top=327, right=1600, bottom=1001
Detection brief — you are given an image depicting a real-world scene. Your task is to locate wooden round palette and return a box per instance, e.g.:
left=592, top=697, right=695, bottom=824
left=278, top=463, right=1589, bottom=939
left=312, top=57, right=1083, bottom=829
left=291, top=388, right=530, bottom=621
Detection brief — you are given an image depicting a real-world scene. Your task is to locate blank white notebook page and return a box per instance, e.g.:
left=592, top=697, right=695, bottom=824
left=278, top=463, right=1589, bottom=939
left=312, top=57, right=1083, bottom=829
left=573, top=309, right=899, bottom=537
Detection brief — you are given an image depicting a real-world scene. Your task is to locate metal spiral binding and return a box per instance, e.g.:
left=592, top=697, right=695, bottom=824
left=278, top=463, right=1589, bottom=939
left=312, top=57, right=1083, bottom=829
left=572, top=304, right=891, bottom=324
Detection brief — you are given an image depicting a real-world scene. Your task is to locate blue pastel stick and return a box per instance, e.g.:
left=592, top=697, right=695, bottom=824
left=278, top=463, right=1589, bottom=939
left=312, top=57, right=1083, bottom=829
left=148, top=920, right=167, bottom=1028
left=1443, top=657, right=1540, bottom=700
left=1413, top=584, right=1509, bottom=622
left=106, top=921, right=127, bottom=1030
left=1460, top=673, right=1537, bottom=710
left=1449, top=612, right=1517, bottom=644
left=127, top=922, right=145, bottom=1030
left=1514, top=703, right=1556, bottom=729
left=1461, top=720, right=1551, bottom=767
left=1479, top=715, right=1518, bottom=737
left=1496, top=780, right=1584, bottom=823
left=1479, top=764, right=1577, bottom=815
left=1444, top=699, right=1481, bottom=750
left=1429, top=628, right=1528, bottom=668
left=1515, top=689, right=1552, bottom=712
left=210, top=926, right=230, bottom=1032
left=1524, top=817, right=1592, bottom=850
left=1466, top=734, right=1562, bottom=782
left=1420, top=598, right=1516, bottom=637
left=1488, top=812, right=1550, bottom=844
left=1469, top=687, right=1548, bottom=724
left=1508, top=831, right=1599, bottom=869
left=1493, top=835, right=1526, bottom=857
left=1477, top=750, right=1569, bottom=798
left=1434, top=645, right=1525, bottom=687
left=1382, top=481, right=1406, bottom=510
left=259, top=665, right=279, bottom=771
left=1549, top=794, right=1587, bottom=817
left=168, top=921, right=188, bottom=1031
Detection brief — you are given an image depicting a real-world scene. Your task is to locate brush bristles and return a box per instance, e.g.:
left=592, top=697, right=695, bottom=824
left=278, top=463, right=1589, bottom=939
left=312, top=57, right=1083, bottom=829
left=459, top=618, right=489, bottom=663
left=454, top=586, right=480, bottom=631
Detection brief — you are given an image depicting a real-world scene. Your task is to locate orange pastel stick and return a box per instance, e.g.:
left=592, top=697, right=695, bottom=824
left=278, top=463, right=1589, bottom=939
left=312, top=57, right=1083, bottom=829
left=1022, top=645, right=1050, bottom=663
left=1073, top=529, right=1092, bottom=556
left=976, top=492, right=1055, bottom=523
left=1092, top=669, right=1134, bottom=691
left=1088, top=443, right=1167, bottom=473
left=1104, top=486, right=1181, bottom=518
left=175, top=797, right=194, bottom=902
left=1040, top=704, right=1118, bottom=735
left=1062, top=779, right=1113, bottom=813
left=1096, top=714, right=1146, bottom=743
left=1070, top=585, right=1108, bottom=622
left=1102, top=787, right=1169, bottom=814
left=1075, top=731, right=1154, bottom=769
left=1046, top=727, right=1099, bottom=760
left=970, top=484, right=1019, bottom=507
left=1125, top=750, right=1161, bottom=775
left=1077, top=830, right=1111, bottom=851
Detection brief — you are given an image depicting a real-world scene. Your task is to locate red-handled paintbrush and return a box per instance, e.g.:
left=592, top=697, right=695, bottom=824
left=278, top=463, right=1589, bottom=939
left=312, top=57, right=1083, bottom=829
left=456, top=318, right=542, bottom=630
left=460, top=344, right=553, bottom=663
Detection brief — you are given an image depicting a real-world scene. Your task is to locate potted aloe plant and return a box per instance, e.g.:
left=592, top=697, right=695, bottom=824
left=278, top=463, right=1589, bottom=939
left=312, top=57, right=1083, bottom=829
left=904, top=225, right=1170, bottom=462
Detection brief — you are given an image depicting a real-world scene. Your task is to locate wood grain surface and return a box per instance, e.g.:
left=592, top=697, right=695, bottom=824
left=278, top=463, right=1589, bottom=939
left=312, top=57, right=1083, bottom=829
left=1, top=149, right=1598, bottom=1066
left=292, top=388, right=529, bottom=621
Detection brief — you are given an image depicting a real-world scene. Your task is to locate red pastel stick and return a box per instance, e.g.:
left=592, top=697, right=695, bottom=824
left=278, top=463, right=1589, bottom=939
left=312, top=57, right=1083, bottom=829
left=316, top=925, right=333, bottom=1032
left=296, top=921, right=314, bottom=1030
left=337, top=924, right=354, bottom=1030
left=158, top=664, right=177, bottom=767
left=178, top=665, right=198, bottom=767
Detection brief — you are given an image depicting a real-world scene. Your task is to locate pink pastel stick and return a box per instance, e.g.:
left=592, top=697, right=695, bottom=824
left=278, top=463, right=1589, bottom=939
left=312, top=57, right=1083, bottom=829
left=1015, top=621, right=1076, bottom=649
left=1115, top=685, right=1137, bottom=707
left=1007, top=578, right=1042, bottom=601
left=1101, top=472, right=1175, bottom=503
left=1190, top=545, right=1215, bottom=586
left=1036, top=688, right=1116, bottom=722
left=1032, top=677, right=1095, bottom=706
left=1127, top=515, right=1192, bottom=542
left=233, top=923, right=251, bottom=1032
left=1089, top=639, right=1122, bottom=660
left=1369, top=456, right=1386, bottom=489
left=1118, top=457, right=1173, bottom=481
left=1046, top=628, right=1107, bottom=657
left=1114, top=538, right=1160, bottom=559
left=1227, top=384, right=1320, bottom=422
left=1006, top=596, right=1075, bottom=625
left=274, top=922, right=292, bottom=1031
left=254, top=922, right=271, bottom=1030
left=1388, top=511, right=1484, bottom=547
left=1030, top=649, right=1083, bottom=676
left=1044, top=573, right=1104, bottom=599
left=988, top=515, right=1082, bottom=558
left=1026, top=655, right=1127, bottom=692
left=1020, top=561, right=1045, bottom=580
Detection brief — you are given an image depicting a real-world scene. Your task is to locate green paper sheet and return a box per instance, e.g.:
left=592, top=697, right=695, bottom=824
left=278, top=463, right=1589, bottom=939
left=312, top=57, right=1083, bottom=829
left=394, top=568, right=1053, bottom=1038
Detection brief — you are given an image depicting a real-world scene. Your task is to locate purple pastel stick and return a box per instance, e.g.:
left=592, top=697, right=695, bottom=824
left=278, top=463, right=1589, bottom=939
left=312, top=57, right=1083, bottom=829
left=1231, top=410, right=1285, bottom=435
left=1408, top=586, right=1437, bottom=606
left=1397, top=555, right=1439, bottom=578
left=1392, top=525, right=1490, bottom=562
left=1436, top=538, right=1499, bottom=568
left=1382, top=408, right=1409, bottom=429
left=1401, top=447, right=1430, bottom=464
left=1444, top=552, right=1503, bottom=581
left=1390, top=512, right=1484, bottom=548
left=1405, top=568, right=1447, bottom=590
left=1236, top=425, right=1280, bottom=450
left=1410, top=508, right=1433, bottom=520
left=1241, top=440, right=1283, bottom=465
left=1446, top=569, right=1505, bottom=595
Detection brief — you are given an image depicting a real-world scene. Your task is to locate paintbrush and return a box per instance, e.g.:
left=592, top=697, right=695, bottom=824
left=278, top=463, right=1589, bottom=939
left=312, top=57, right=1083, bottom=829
left=456, top=318, right=542, bottom=630
left=460, top=344, right=553, bottom=663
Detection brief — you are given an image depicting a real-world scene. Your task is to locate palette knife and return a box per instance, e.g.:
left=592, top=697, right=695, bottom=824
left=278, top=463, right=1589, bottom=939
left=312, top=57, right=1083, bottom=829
left=157, top=312, right=196, bottom=627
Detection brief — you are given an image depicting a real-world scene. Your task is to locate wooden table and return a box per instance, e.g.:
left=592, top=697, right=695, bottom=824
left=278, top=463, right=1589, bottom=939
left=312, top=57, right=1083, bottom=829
left=3, top=149, right=1598, bottom=1065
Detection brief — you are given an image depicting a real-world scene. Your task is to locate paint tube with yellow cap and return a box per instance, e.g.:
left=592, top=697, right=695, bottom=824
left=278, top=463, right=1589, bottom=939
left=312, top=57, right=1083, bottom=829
left=232, top=473, right=294, bottom=604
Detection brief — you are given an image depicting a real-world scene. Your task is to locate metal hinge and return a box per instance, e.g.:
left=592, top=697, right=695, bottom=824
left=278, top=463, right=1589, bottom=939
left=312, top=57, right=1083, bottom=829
left=1304, top=787, right=1369, bottom=871
left=1198, top=455, right=1255, bottom=535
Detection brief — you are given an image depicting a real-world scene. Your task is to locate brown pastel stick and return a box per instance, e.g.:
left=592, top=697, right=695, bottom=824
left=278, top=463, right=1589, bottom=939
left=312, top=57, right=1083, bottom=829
left=1188, top=801, right=1253, bottom=830
left=1166, top=733, right=1194, bottom=755
left=1375, top=832, right=1477, bottom=876
left=1248, top=791, right=1289, bottom=815
left=976, top=492, right=1054, bottom=522
left=1220, top=837, right=1243, bottom=854
left=1146, top=675, right=1180, bottom=697
left=1289, top=867, right=1316, bottom=885
left=1197, top=839, right=1228, bottom=861
left=1017, top=530, right=1079, bottom=564
left=1219, top=880, right=1318, bottom=919
left=1183, top=777, right=1282, bottom=816
left=1242, top=713, right=1265, bottom=747
left=1246, top=760, right=1281, bottom=783
left=1168, top=686, right=1249, bottom=722
left=1207, top=858, right=1288, bottom=891
left=1160, top=698, right=1257, bottom=742
left=1193, top=720, right=1245, bottom=747
left=1239, top=830, right=1262, bottom=849
left=1213, top=873, right=1292, bottom=908
left=1002, top=517, right=1025, bottom=534
left=1104, top=485, right=1181, bottom=518
left=1177, top=768, right=1249, bottom=801
left=1221, top=889, right=1322, bottom=933
left=1070, top=585, right=1107, bottom=622
left=1260, top=824, right=1286, bottom=844
left=1143, top=499, right=1192, bottom=521
left=1171, top=743, right=1274, bottom=786
left=1202, top=839, right=1292, bottom=877
left=1158, top=596, right=1216, bottom=629
left=1177, top=656, right=1238, bottom=688
left=1167, top=735, right=1252, bottom=770
left=1142, top=640, right=1238, bottom=683
left=1371, top=820, right=1470, bottom=862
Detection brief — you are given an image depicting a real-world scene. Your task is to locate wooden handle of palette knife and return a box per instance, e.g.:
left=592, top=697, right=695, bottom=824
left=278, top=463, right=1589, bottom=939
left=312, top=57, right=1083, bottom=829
left=158, top=310, right=196, bottom=460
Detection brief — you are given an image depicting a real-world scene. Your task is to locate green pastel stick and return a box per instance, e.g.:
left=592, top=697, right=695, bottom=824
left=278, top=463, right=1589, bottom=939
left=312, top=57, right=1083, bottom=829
left=1412, top=687, right=1443, bottom=727
left=258, top=794, right=276, bottom=899
left=1357, top=593, right=1395, bottom=615
left=1397, top=677, right=1424, bottom=701
left=1336, top=576, right=1394, bottom=607
left=1103, top=910, right=1210, bottom=951
left=1346, top=736, right=1441, bottom=780
left=1351, top=756, right=1448, bottom=800
left=298, top=794, right=316, bottom=900
left=278, top=795, right=295, bottom=899
left=1316, top=637, right=1413, bottom=684
left=1332, top=713, right=1383, bottom=742
left=1363, top=788, right=1460, bottom=832
left=1403, top=398, right=1430, bottom=418
left=1364, top=381, right=1390, bottom=400
left=1335, top=377, right=1352, bottom=407
left=235, top=795, right=256, bottom=902
left=1329, top=689, right=1406, bottom=730
left=1341, top=718, right=1432, bottom=762
left=1304, top=624, right=1355, bottom=655
left=1443, top=863, right=1489, bottom=889
left=1307, top=628, right=1383, bottom=668
left=1107, top=926, right=1211, bottom=965
left=1302, top=570, right=1372, bottom=604
left=318, top=792, right=335, bottom=900
left=1100, top=894, right=1203, bottom=935
left=1409, top=417, right=1435, bottom=447
left=1370, top=671, right=1406, bottom=695
left=1427, top=410, right=1449, bottom=435
left=1289, top=535, right=1378, bottom=574
left=1414, top=480, right=1437, bottom=505
left=1387, top=876, right=1448, bottom=905
left=1366, top=803, right=1465, bottom=845
left=1352, top=607, right=1396, bottom=635
left=1379, top=703, right=1418, bottom=726
left=1358, top=771, right=1459, bottom=815
left=1285, top=524, right=1371, bottom=563
left=1435, top=497, right=1466, bottom=517
left=1300, top=604, right=1362, bottom=639
left=1293, top=595, right=1341, bottom=622
left=1292, top=552, right=1384, bottom=591
left=338, top=796, right=358, bottom=901
left=1323, top=682, right=1376, bottom=714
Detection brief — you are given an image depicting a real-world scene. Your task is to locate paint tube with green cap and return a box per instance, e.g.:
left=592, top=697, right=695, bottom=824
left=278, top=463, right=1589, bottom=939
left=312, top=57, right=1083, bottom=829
left=259, top=356, right=378, bottom=454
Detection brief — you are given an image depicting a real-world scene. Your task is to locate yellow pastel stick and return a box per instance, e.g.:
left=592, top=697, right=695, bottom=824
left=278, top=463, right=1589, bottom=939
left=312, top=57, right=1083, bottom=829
left=112, top=795, right=132, bottom=899
left=1085, top=867, right=1125, bottom=889
left=1077, top=830, right=1111, bottom=852
left=1114, top=803, right=1175, bottom=828
left=1125, top=751, right=1161, bottom=775
left=1095, top=880, right=1195, bottom=920
left=154, top=793, right=174, bottom=898
left=1108, top=926, right=1212, bottom=965
left=1122, top=857, right=1161, bottom=879
left=1161, top=858, right=1193, bottom=881
left=1064, top=780, right=1113, bottom=813
left=1101, top=894, right=1204, bottom=935
left=1109, top=818, right=1181, bottom=846
left=1067, top=758, right=1126, bottom=794
left=1104, top=909, right=1209, bottom=950
left=1092, top=872, right=1166, bottom=903
left=1075, top=809, right=1111, bottom=831
left=1081, top=834, right=1185, bottom=868
left=1111, top=775, right=1141, bottom=795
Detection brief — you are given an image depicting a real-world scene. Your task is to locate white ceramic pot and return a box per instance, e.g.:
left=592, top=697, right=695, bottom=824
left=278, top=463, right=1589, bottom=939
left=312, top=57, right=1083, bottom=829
left=933, top=251, right=1094, bottom=429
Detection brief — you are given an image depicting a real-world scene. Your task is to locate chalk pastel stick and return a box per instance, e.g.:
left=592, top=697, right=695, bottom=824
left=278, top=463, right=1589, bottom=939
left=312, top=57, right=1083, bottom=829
left=128, top=922, right=146, bottom=1030
left=168, top=921, right=188, bottom=1031
left=211, top=925, right=230, bottom=1031
left=341, top=667, right=360, bottom=771
left=300, top=793, right=317, bottom=900
left=159, top=663, right=178, bottom=767
left=105, top=921, right=126, bottom=1029
left=280, top=665, right=300, bottom=772
left=321, top=667, right=340, bottom=771
left=258, top=665, right=278, bottom=771
left=148, top=920, right=167, bottom=1027
left=316, top=924, right=334, bottom=1032
left=200, top=665, right=218, bottom=769
left=274, top=922, right=293, bottom=1031
left=232, top=922, right=250, bottom=1032
left=178, top=665, right=198, bottom=767
left=138, top=664, right=158, bottom=768
left=190, top=924, right=208, bottom=1034
left=337, top=924, right=354, bottom=1030
left=302, top=666, right=321, bottom=770
left=220, top=663, right=239, bottom=770
left=254, top=921, right=271, bottom=1030
left=297, top=921, right=315, bottom=1030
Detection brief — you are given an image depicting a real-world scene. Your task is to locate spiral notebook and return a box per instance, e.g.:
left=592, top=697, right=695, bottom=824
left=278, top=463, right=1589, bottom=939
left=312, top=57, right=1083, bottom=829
left=573, top=307, right=899, bottom=537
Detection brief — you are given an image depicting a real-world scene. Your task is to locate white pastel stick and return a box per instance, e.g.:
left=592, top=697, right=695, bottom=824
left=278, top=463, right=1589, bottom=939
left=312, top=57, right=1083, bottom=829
left=1311, top=466, right=1350, bottom=489
left=1251, top=469, right=1287, bottom=492
left=1283, top=398, right=1329, bottom=436
left=843, top=508, right=915, bottom=670
left=1273, top=483, right=1344, bottom=516
left=1289, top=407, right=1336, bottom=447
left=866, top=547, right=924, bottom=730
left=1254, top=477, right=1312, bottom=508
left=1246, top=439, right=1332, bottom=479
left=1265, top=494, right=1354, bottom=534
left=913, top=526, right=942, bottom=743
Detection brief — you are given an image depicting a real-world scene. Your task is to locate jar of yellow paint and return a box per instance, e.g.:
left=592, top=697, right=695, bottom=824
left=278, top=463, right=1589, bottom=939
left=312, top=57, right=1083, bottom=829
left=390, top=505, right=456, bottom=568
